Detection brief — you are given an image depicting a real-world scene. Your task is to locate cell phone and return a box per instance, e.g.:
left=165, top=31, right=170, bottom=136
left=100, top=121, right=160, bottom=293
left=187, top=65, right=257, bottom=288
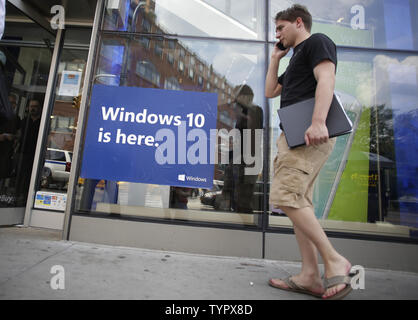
left=276, top=42, right=286, bottom=50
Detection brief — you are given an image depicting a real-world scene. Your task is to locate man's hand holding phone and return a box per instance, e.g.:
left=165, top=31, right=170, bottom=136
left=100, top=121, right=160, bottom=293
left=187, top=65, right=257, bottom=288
left=272, top=41, right=290, bottom=60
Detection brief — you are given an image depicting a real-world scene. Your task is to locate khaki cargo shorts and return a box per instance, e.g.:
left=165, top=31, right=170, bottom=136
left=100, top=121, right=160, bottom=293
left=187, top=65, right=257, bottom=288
left=270, top=133, right=336, bottom=209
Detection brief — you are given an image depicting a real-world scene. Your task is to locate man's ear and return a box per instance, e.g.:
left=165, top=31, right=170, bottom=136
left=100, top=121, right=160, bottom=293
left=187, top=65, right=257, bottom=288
left=296, top=17, right=303, bottom=29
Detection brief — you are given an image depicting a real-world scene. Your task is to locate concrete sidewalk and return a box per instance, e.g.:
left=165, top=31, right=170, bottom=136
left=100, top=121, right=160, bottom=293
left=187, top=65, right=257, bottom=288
left=1, top=226, right=417, bottom=300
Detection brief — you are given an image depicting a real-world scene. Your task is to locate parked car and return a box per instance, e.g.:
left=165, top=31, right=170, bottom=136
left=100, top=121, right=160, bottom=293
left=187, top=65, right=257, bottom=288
left=201, top=179, right=264, bottom=213
left=41, top=148, right=72, bottom=189
left=200, top=180, right=224, bottom=206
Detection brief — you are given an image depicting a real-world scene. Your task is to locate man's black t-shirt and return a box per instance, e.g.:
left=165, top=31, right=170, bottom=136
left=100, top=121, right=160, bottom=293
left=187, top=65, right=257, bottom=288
left=278, top=33, right=337, bottom=108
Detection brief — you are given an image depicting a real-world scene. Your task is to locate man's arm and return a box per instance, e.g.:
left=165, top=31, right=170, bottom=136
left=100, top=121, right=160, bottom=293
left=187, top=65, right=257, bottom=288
left=304, top=60, right=336, bottom=146
left=265, top=46, right=289, bottom=98
left=265, top=59, right=283, bottom=98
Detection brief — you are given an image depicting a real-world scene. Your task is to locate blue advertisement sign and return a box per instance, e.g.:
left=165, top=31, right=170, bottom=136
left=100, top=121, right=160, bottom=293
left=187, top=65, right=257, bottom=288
left=80, top=85, right=218, bottom=189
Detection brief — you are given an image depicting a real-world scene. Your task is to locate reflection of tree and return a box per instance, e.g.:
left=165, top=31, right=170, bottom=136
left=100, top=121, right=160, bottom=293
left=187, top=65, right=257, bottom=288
left=349, top=103, right=408, bottom=164
left=369, top=104, right=395, bottom=161
left=367, top=104, right=418, bottom=163
left=367, top=104, right=418, bottom=222
left=349, top=104, right=398, bottom=222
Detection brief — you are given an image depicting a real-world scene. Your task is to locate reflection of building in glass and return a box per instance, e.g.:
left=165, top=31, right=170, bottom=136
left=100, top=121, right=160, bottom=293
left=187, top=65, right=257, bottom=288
left=105, top=0, right=262, bottom=39
left=101, top=0, right=236, bottom=104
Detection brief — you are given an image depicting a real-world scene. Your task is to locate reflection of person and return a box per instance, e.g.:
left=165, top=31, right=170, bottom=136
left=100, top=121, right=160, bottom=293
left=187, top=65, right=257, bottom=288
left=0, top=52, right=13, bottom=126
left=0, top=94, right=20, bottom=181
left=79, top=179, right=118, bottom=211
left=0, top=0, right=4, bottom=40
left=0, top=2, right=13, bottom=126
left=171, top=187, right=192, bottom=209
left=265, top=5, right=352, bottom=300
left=217, top=84, right=263, bottom=213
left=16, top=99, right=42, bottom=200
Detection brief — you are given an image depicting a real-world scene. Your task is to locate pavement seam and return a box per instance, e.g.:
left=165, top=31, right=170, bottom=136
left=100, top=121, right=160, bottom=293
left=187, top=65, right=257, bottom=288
left=0, top=242, right=75, bottom=288
left=71, top=240, right=284, bottom=266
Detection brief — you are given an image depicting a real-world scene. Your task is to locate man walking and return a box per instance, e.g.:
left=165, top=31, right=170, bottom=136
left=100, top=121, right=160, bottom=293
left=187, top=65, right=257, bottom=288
left=265, top=4, right=353, bottom=300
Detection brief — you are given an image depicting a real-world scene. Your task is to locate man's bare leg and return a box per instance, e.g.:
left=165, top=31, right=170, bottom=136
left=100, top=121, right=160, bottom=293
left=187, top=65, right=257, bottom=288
left=294, top=225, right=321, bottom=277
left=270, top=225, right=324, bottom=294
left=279, top=205, right=351, bottom=299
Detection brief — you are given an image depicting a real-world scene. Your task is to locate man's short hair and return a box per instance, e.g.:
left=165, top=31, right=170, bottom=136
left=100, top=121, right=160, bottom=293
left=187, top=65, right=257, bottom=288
left=233, top=84, right=254, bottom=98
left=275, top=4, right=312, bottom=32
left=29, top=99, right=41, bottom=107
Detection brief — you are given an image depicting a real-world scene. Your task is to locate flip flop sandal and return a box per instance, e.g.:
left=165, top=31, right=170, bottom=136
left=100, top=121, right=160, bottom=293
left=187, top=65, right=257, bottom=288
left=269, top=276, right=323, bottom=298
left=322, top=275, right=353, bottom=300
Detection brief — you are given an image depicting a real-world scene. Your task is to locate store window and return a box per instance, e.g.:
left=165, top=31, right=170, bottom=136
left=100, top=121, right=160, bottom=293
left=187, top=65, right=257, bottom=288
left=269, top=0, right=418, bottom=50
left=74, top=32, right=265, bottom=226
left=268, top=43, right=418, bottom=236
left=69, top=0, right=418, bottom=240
left=103, top=0, right=265, bottom=40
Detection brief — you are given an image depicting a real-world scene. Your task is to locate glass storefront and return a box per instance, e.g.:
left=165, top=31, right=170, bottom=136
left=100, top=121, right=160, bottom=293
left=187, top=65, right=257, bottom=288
left=0, top=3, right=54, bottom=210
left=75, top=32, right=266, bottom=226
left=67, top=0, right=418, bottom=240
left=1, top=0, right=415, bottom=245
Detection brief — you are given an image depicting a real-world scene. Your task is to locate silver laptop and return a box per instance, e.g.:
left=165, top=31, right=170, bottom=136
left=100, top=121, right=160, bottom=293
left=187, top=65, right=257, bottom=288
left=277, top=94, right=353, bottom=148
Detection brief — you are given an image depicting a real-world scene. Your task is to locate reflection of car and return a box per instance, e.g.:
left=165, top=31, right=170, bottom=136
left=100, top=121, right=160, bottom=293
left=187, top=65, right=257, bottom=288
left=200, top=180, right=223, bottom=206
left=201, top=180, right=265, bottom=212
left=41, top=148, right=72, bottom=189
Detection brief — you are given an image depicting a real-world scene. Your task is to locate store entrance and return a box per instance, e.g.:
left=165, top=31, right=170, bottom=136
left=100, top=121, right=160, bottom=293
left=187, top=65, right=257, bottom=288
left=0, top=3, right=54, bottom=225
left=0, top=0, right=94, bottom=227
left=31, top=47, right=88, bottom=222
